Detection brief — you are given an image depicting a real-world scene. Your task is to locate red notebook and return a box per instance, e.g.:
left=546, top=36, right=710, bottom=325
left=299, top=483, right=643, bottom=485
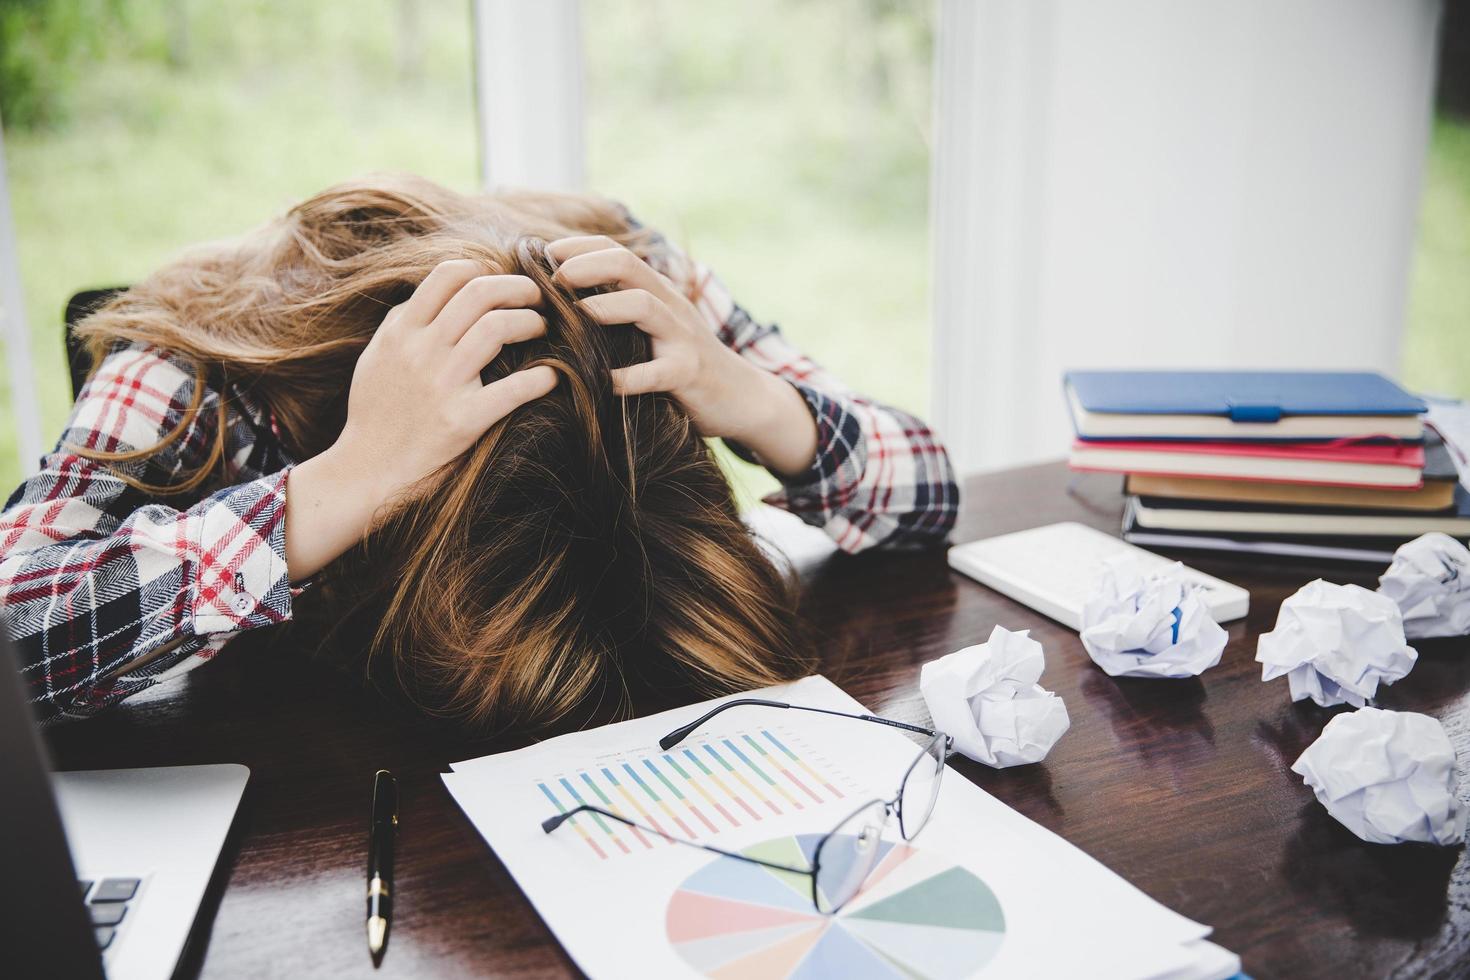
left=1069, top=439, right=1425, bottom=488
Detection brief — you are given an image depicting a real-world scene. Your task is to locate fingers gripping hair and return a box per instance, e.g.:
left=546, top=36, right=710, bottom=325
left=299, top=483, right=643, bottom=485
left=324, top=237, right=807, bottom=730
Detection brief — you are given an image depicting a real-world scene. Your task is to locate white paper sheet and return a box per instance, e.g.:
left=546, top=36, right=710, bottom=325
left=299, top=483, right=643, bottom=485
left=443, top=676, right=1222, bottom=979
left=1154, top=941, right=1243, bottom=980
left=919, top=626, right=1070, bottom=768
left=1426, top=399, right=1470, bottom=493
left=1256, top=580, right=1418, bottom=707
left=1378, top=532, right=1470, bottom=639
left=1292, top=706, right=1466, bottom=845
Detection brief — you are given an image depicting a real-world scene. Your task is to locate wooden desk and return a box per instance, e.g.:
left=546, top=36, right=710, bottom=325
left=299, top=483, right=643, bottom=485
left=44, top=462, right=1470, bottom=979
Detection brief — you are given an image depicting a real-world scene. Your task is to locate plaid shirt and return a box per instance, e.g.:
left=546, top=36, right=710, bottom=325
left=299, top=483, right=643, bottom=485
left=1, top=246, right=957, bottom=720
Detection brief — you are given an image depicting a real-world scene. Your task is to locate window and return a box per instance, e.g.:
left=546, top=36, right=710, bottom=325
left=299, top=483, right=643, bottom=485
left=8, top=3, right=1458, bottom=491
left=1402, top=2, right=1470, bottom=402
left=582, top=0, right=935, bottom=498
left=1, top=0, right=479, bottom=487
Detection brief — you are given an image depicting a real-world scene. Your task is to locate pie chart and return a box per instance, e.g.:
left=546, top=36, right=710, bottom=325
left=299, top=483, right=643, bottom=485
left=665, top=833, right=1006, bottom=979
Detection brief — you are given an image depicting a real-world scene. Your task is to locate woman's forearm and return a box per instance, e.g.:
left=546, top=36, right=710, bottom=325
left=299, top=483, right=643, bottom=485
left=283, top=443, right=389, bottom=581
left=730, top=367, right=820, bottom=479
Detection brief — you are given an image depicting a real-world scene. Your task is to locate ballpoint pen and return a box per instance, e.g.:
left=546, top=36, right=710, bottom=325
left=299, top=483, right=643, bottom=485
left=367, top=769, right=397, bottom=964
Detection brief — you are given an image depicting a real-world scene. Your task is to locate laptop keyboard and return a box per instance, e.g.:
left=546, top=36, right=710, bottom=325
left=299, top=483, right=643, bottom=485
left=79, top=878, right=140, bottom=951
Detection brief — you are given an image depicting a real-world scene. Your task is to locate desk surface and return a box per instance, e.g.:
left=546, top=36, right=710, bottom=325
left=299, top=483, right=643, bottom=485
left=45, top=461, right=1470, bottom=979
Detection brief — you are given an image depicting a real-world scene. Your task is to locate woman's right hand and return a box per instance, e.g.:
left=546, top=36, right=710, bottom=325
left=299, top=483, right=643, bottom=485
left=285, top=260, right=558, bottom=580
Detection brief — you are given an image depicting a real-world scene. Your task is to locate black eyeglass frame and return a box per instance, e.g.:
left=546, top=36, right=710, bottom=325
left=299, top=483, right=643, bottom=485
left=541, top=698, right=955, bottom=915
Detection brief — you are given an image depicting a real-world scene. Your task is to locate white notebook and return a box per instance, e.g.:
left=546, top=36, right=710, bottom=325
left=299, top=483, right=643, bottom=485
left=948, top=521, right=1250, bottom=631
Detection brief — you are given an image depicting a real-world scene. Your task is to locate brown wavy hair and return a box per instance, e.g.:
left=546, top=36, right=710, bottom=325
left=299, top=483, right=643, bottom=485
left=74, top=174, right=807, bottom=728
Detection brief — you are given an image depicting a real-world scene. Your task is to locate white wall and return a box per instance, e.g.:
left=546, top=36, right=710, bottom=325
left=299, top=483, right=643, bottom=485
left=932, top=0, right=1444, bottom=474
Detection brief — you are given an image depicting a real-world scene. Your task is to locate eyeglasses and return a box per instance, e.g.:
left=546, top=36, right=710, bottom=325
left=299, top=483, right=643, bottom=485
left=541, top=697, right=954, bottom=915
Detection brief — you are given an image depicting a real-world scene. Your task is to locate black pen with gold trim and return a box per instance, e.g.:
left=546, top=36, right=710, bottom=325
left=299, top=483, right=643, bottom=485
left=367, top=769, right=397, bottom=964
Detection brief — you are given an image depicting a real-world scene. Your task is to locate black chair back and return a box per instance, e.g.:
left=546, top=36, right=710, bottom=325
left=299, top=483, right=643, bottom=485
left=63, top=288, right=125, bottom=399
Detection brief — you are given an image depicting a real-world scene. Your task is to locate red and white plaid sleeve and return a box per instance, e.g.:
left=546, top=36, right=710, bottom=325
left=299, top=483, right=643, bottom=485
left=647, top=241, right=960, bottom=553
left=0, top=345, right=295, bottom=720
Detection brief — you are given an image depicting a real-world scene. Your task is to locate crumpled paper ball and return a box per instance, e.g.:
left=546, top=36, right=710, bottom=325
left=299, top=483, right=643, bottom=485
left=1292, top=706, right=1465, bottom=845
left=1377, top=532, right=1470, bottom=640
left=919, top=625, right=1070, bottom=768
left=1079, top=559, right=1227, bottom=678
left=1256, top=580, right=1418, bottom=707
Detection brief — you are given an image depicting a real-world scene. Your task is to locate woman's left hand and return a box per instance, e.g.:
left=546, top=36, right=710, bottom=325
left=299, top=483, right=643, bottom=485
left=548, top=236, right=818, bottom=478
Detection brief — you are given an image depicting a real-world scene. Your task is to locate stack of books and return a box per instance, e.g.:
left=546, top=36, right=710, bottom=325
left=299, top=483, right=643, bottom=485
left=1064, top=370, right=1468, bottom=564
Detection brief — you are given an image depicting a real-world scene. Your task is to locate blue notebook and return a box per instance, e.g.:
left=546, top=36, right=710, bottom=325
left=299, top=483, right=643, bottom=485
left=1065, top=370, right=1425, bottom=442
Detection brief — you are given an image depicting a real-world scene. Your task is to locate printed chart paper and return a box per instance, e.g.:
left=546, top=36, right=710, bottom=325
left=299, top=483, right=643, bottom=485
left=532, top=724, right=859, bottom=859
left=666, top=834, right=1007, bottom=976
left=444, top=676, right=1224, bottom=979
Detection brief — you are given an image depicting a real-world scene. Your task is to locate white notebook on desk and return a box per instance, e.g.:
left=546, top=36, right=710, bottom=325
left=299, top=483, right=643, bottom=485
left=948, top=521, right=1250, bottom=631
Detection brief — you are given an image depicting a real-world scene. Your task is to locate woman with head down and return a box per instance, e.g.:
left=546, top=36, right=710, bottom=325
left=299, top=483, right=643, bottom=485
left=0, top=174, right=958, bottom=729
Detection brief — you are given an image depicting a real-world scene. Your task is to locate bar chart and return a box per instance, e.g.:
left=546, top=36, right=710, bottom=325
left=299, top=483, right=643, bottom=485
left=536, top=727, right=859, bottom=859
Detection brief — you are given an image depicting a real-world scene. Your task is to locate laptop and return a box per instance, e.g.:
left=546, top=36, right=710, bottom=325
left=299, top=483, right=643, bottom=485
left=1, top=635, right=249, bottom=979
